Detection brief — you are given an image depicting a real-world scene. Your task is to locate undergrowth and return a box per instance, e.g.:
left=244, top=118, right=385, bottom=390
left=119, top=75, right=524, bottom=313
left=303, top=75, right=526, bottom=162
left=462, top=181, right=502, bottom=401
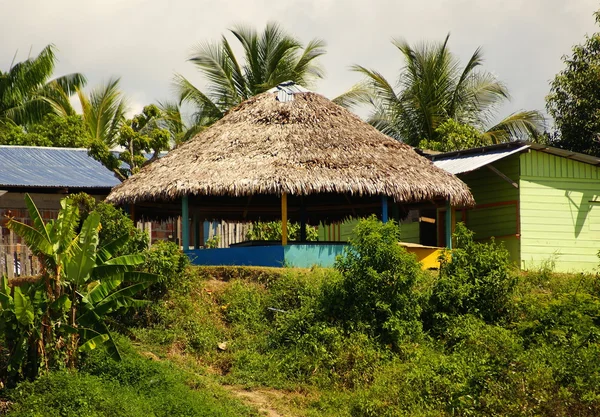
left=5, top=219, right=599, bottom=416
left=127, top=220, right=600, bottom=416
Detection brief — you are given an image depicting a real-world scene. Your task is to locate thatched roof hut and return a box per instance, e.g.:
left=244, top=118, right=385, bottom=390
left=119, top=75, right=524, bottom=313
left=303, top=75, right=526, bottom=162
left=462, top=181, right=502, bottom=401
left=107, top=85, right=473, bottom=224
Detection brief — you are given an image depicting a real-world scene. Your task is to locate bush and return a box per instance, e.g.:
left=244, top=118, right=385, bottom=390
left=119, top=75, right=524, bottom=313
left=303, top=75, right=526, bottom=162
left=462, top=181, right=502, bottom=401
left=142, top=240, right=190, bottom=298
left=427, top=223, right=515, bottom=331
left=71, top=193, right=149, bottom=255
left=331, top=216, right=423, bottom=347
left=246, top=220, right=318, bottom=241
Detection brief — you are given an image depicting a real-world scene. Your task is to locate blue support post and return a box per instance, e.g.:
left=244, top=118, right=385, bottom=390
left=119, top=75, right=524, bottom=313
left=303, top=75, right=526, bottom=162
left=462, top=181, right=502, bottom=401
left=381, top=195, right=388, bottom=223
left=445, top=200, right=452, bottom=249
left=182, top=196, right=189, bottom=251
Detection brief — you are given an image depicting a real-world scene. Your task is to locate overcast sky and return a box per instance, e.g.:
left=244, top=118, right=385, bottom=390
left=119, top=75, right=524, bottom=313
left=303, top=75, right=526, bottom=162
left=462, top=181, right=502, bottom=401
left=2, top=0, right=599, bottom=125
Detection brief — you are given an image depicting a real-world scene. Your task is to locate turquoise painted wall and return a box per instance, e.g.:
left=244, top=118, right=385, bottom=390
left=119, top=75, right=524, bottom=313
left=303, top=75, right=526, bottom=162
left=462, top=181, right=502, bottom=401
left=519, top=150, right=600, bottom=273
left=284, top=244, right=347, bottom=268
left=458, top=155, right=521, bottom=264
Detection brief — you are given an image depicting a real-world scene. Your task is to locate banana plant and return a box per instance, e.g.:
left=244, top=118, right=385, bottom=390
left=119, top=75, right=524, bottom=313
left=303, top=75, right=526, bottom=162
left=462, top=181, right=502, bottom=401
left=2, top=194, right=156, bottom=382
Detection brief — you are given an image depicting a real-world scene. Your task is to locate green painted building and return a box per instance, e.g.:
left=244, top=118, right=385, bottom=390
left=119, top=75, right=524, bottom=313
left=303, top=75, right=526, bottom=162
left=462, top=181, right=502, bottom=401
left=319, top=142, right=600, bottom=273
left=430, top=142, right=600, bottom=273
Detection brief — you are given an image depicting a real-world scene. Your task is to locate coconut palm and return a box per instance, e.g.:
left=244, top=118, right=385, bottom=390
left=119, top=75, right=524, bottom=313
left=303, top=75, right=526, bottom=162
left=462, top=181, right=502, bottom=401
left=352, top=35, right=544, bottom=147
left=174, top=22, right=326, bottom=133
left=0, top=45, right=86, bottom=127
left=78, top=77, right=127, bottom=148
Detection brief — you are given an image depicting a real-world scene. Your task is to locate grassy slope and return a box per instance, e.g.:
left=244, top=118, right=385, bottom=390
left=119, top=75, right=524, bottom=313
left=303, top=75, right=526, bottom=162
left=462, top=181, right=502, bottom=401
left=5, top=265, right=599, bottom=416
left=126, top=265, right=600, bottom=417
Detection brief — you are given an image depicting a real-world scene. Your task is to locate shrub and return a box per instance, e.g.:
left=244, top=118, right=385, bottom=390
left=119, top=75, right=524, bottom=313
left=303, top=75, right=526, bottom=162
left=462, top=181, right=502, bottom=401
left=331, top=216, right=423, bottom=347
left=246, top=220, right=318, bottom=241
left=71, top=192, right=148, bottom=255
left=427, top=223, right=515, bottom=331
left=142, top=240, right=190, bottom=298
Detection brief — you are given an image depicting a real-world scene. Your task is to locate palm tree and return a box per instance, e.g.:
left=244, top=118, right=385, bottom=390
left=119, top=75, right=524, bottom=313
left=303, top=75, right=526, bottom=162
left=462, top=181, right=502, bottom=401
left=78, top=78, right=128, bottom=175
left=352, top=35, right=544, bottom=147
left=174, top=22, right=326, bottom=134
left=0, top=45, right=86, bottom=128
left=78, top=77, right=127, bottom=148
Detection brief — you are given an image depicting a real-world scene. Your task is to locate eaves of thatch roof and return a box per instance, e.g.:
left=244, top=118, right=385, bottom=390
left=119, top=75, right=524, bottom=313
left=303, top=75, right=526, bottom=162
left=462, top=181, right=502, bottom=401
left=106, top=90, right=473, bottom=208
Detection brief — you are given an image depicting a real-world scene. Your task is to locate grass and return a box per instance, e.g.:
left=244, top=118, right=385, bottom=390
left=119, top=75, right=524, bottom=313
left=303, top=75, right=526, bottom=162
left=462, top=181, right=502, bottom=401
left=3, top=335, right=260, bottom=417
left=122, top=264, right=600, bottom=416
left=3, top=262, right=600, bottom=416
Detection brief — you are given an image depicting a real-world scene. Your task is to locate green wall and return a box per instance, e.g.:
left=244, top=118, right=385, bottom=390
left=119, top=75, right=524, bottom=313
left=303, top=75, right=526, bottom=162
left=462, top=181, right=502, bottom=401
left=519, top=150, right=600, bottom=273
left=459, top=155, right=521, bottom=264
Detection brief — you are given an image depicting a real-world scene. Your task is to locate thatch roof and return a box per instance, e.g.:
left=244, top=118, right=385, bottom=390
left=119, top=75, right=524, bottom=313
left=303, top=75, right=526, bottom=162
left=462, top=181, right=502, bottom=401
left=106, top=89, right=473, bottom=207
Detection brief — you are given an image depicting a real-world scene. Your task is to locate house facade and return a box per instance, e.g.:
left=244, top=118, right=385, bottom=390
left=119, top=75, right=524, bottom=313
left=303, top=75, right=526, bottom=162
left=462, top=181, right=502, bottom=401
left=429, top=142, right=600, bottom=273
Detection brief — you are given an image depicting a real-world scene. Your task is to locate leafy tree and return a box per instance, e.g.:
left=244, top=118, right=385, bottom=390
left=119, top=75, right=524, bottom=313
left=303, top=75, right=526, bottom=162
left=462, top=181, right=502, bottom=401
left=353, top=35, right=544, bottom=146
left=28, top=114, right=89, bottom=147
left=0, top=123, right=50, bottom=146
left=426, top=223, right=515, bottom=333
left=0, top=45, right=85, bottom=128
left=86, top=104, right=171, bottom=179
left=546, top=10, right=600, bottom=157
left=0, top=195, right=155, bottom=385
left=419, top=118, right=489, bottom=152
left=331, top=216, right=423, bottom=347
left=174, top=22, right=326, bottom=133
left=0, top=114, right=89, bottom=148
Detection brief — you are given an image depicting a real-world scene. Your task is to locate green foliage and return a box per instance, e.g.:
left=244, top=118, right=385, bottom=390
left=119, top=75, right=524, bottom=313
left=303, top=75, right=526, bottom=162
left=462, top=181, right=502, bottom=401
left=204, top=234, right=220, bottom=248
left=0, top=45, right=85, bottom=127
left=0, top=195, right=155, bottom=386
left=0, top=114, right=90, bottom=148
left=71, top=193, right=149, bottom=256
left=116, top=105, right=171, bottom=177
left=332, top=217, right=423, bottom=347
left=141, top=240, right=190, bottom=298
left=4, top=345, right=258, bottom=417
left=85, top=101, right=171, bottom=179
left=418, top=118, right=489, bottom=152
left=246, top=221, right=318, bottom=241
left=353, top=35, right=544, bottom=146
left=0, top=123, right=50, bottom=146
left=427, top=223, right=515, bottom=331
left=125, top=264, right=600, bottom=416
left=28, top=114, right=89, bottom=147
left=546, top=10, right=600, bottom=157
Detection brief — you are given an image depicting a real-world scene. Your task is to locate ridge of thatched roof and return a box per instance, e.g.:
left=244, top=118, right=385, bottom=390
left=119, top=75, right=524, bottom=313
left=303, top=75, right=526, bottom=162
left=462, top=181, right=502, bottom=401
left=106, top=90, right=474, bottom=207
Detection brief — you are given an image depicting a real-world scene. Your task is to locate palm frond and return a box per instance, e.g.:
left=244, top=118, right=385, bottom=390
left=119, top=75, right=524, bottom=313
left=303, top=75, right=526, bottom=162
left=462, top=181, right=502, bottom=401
left=331, top=82, right=372, bottom=109
left=483, top=110, right=546, bottom=143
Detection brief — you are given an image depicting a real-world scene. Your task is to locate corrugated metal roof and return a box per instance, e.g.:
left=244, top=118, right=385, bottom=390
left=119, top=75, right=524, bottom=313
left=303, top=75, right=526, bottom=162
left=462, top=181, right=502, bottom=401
left=267, top=81, right=311, bottom=102
left=431, top=145, right=528, bottom=175
left=0, top=146, right=121, bottom=189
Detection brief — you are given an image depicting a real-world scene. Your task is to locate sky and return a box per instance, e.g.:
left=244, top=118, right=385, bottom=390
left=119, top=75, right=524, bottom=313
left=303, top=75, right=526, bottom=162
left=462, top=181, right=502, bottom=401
left=1, top=0, right=599, bottom=125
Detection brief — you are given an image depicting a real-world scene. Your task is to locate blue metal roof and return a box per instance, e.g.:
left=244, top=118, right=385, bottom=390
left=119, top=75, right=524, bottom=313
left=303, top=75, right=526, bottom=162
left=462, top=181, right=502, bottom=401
left=0, top=146, right=121, bottom=189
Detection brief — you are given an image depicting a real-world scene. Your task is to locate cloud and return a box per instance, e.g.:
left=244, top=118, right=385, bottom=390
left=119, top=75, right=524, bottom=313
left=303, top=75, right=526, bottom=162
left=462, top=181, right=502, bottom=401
left=1, top=0, right=598, bottom=124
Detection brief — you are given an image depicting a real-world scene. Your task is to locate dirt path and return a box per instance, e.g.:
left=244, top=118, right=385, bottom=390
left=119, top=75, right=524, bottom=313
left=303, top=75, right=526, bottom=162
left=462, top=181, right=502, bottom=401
left=225, top=386, right=291, bottom=417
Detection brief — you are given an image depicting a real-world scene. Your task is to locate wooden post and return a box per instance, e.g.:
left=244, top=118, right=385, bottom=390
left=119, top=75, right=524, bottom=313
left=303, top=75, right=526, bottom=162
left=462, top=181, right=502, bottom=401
left=129, top=204, right=135, bottom=222
left=381, top=195, right=389, bottom=223
left=281, top=193, right=288, bottom=246
left=445, top=200, right=452, bottom=249
left=181, top=196, right=189, bottom=251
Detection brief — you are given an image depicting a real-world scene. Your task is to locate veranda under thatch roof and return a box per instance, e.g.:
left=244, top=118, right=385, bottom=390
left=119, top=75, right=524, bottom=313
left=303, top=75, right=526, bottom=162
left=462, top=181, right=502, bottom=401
left=106, top=85, right=473, bottom=222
